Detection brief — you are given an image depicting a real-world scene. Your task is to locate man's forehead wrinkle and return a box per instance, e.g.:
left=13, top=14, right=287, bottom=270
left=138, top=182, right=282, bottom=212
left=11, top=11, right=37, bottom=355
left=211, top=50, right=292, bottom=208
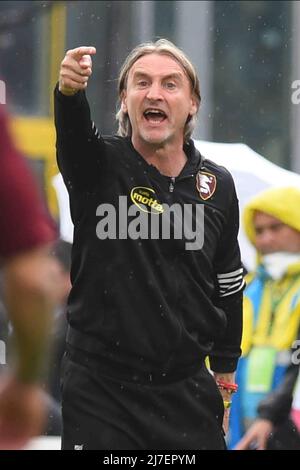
left=129, top=57, right=186, bottom=78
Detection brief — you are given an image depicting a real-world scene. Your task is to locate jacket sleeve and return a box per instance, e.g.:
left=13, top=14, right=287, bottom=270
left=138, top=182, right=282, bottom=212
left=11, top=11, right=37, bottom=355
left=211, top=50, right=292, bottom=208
left=257, top=363, right=299, bottom=425
left=54, top=84, right=105, bottom=191
left=209, top=179, right=245, bottom=373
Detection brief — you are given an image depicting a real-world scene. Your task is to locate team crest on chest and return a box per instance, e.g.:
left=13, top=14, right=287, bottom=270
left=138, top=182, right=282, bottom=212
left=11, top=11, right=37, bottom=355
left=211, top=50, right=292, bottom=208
left=196, top=171, right=217, bottom=200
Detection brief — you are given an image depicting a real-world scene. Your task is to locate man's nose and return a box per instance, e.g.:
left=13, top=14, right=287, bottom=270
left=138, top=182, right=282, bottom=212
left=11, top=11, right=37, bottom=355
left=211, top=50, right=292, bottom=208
left=146, top=82, right=162, bottom=101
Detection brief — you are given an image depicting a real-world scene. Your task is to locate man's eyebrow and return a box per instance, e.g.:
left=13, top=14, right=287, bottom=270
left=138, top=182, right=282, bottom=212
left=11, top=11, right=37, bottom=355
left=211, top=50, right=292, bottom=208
left=163, top=72, right=184, bottom=81
left=254, top=221, right=284, bottom=231
left=131, top=71, right=184, bottom=81
left=132, top=71, right=150, bottom=80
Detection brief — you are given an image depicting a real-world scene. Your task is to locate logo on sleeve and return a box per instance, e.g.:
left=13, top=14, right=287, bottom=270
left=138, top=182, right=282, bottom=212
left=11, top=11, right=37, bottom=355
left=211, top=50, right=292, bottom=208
left=196, top=171, right=217, bottom=200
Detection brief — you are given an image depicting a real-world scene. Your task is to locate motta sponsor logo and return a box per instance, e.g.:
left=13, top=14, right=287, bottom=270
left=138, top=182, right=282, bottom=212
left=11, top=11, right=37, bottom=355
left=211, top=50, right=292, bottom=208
left=96, top=194, right=205, bottom=250
left=130, top=186, right=163, bottom=214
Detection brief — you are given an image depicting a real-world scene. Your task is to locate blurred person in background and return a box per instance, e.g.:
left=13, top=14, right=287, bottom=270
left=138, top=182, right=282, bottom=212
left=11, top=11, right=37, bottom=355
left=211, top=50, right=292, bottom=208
left=235, top=336, right=300, bottom=450
left=55, top=39, right=244, bottom=450
left=0, top=106, right=58, bottom=449
left=229, top=186, right=300, bottom=449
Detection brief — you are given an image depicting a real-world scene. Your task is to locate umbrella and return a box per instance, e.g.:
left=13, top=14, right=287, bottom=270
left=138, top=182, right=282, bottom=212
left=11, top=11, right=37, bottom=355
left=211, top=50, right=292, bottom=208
left=194, top=141, right=300, bottom=270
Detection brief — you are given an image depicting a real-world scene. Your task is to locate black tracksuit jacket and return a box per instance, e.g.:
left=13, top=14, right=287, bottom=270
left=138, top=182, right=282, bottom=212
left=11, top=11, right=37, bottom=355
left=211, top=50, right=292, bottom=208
left=54, top=85, right=244, bottom=380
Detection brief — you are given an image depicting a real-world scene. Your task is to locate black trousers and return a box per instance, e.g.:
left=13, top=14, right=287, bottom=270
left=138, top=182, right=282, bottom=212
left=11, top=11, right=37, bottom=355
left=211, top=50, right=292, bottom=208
left=61, top=348, right=226, bottom=450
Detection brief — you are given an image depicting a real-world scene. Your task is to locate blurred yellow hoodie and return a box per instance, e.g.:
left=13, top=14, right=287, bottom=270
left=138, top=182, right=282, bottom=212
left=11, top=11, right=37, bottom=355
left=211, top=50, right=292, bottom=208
left=241, top=186, right=300, bottom=355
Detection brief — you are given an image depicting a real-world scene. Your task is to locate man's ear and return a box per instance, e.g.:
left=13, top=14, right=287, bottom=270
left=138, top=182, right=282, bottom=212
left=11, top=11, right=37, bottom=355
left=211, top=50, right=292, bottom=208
left=189, top=95, right=198, bottom=117
left=121, top=91, right=128, bottom=113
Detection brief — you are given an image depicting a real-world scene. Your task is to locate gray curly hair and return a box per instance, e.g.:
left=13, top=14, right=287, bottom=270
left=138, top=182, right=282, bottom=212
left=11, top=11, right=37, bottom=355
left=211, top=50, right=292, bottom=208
left=116, top=39, right=201, bottom=142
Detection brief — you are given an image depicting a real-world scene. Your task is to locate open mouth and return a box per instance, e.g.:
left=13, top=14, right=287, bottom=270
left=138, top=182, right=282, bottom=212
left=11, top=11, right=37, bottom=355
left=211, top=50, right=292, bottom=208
left=143, top=109, right=167, bottom=124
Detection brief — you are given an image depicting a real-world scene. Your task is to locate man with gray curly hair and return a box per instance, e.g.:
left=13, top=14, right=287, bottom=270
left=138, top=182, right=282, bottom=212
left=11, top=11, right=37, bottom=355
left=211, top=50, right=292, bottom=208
left=55, top=39, right=244, bottom=450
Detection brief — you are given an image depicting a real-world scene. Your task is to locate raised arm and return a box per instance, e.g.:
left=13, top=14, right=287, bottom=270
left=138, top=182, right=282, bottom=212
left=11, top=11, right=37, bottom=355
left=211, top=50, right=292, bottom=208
left=54, top=46, right=104, bottom=190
